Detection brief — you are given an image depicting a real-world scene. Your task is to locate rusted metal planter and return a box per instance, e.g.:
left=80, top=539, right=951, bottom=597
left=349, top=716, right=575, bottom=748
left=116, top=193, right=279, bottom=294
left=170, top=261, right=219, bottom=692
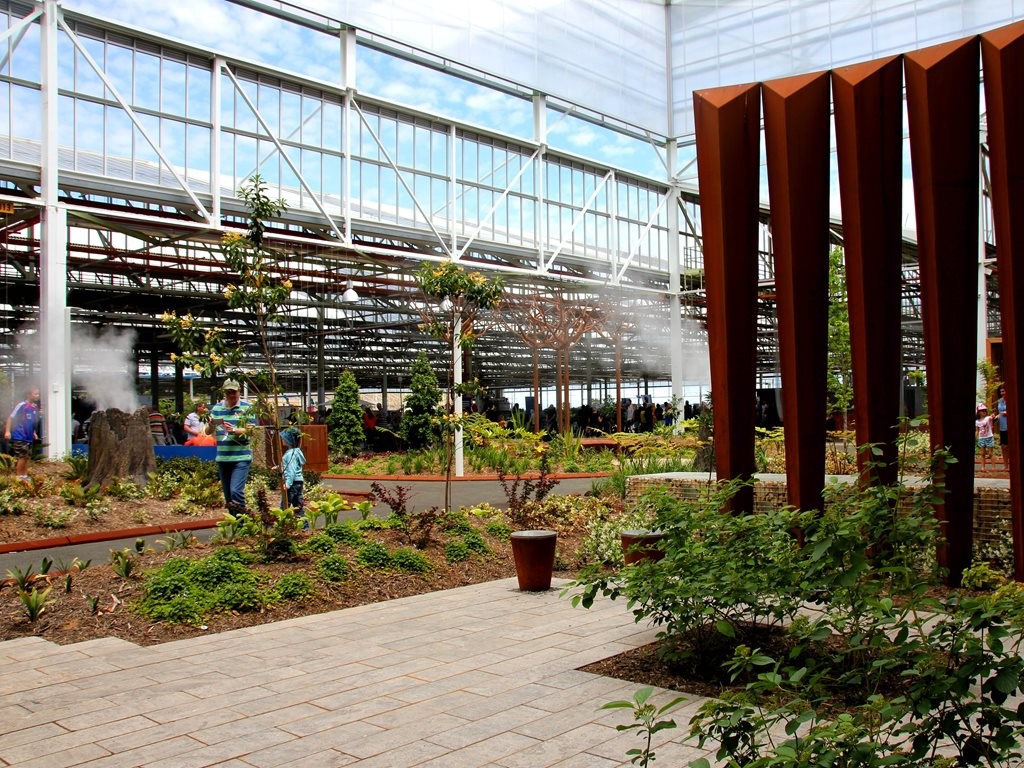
left=620, top=530, right=666, bottom=565
left=510, top=529, right=557, bottom=591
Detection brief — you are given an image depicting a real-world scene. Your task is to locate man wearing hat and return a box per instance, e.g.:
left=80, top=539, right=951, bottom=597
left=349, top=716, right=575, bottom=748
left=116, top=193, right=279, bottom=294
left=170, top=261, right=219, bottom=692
left=206, top=378, right=253, bottom=512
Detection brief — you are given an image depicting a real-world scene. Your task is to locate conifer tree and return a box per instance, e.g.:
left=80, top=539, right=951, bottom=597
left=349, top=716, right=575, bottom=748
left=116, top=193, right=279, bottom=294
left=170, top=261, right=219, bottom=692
left=400, top=352, right=440, bottom=449
left=327, top=370, right=363, bottom=456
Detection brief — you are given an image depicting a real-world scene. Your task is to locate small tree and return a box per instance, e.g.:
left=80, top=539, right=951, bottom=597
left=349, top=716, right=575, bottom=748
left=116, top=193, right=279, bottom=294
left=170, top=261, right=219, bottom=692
left=400, top=352, right=441, bottom=450
left=162, top=174, right=291, bottom=484
left=326, top=370, right=363, bottom=456
left=415, top=262, right=503, bottom=511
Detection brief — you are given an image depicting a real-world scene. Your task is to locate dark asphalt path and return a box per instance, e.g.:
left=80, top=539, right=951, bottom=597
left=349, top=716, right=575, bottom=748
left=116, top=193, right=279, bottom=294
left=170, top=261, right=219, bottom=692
left=0, top=476, right=602, bottom=574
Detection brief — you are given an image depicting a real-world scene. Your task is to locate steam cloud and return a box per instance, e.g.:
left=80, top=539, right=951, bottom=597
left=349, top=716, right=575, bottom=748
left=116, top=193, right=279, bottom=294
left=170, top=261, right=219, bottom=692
left=71, top=326, right=140, bottom=413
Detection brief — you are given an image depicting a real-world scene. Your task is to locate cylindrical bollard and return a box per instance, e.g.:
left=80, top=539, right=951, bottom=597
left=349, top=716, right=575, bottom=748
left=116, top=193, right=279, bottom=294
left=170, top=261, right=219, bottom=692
left=510, top=529, right=557, bottom=591
left=620, top=530, right=666, bottom=565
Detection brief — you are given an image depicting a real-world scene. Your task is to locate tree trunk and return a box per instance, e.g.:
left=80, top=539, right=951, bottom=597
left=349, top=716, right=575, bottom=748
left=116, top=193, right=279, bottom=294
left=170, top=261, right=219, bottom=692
left=87, top=407, right=156, bottom=488
left=532, top=347, right=541, bottom=434
left=615, top=342, right=623, bottom=433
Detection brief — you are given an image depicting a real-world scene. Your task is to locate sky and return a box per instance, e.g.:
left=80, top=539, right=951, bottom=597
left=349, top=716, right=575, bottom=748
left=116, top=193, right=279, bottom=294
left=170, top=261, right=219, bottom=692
left=61, top=0, right=669, bottom=180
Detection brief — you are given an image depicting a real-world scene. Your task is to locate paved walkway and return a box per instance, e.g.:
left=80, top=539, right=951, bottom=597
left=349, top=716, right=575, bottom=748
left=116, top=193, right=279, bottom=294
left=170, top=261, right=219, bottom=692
left=0, top=579, right=711, bottom=767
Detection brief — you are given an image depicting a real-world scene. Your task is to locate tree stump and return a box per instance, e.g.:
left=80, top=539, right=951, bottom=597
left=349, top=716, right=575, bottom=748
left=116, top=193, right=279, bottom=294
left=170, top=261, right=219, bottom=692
left=87, top=407, right=156, bottom=488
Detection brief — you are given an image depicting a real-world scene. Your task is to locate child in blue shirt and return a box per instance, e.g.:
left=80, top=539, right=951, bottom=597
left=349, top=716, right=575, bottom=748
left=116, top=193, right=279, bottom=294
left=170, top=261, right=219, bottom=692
left=280, top=427, right=306, bottom=515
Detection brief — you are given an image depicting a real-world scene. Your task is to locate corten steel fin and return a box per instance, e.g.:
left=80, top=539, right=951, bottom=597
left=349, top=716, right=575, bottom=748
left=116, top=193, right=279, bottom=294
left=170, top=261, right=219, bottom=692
left=763, top=72, right=831, bottom=513
left=981, top=22, right=1024, bottom=581
left=905, top=37, right=980, bottom=586
left=832, top=57, right=905, bottom=487
left=694, top=83, right=761, bottom=513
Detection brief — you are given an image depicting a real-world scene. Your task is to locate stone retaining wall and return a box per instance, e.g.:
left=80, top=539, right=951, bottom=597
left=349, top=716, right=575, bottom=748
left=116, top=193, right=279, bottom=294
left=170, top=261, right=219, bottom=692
left=626, top=472, right=1012, bottom=561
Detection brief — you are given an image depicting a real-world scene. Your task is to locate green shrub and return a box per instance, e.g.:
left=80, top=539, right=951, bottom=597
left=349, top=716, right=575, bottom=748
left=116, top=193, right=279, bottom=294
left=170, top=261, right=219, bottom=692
left=209, top=580, right=264, bottom=613
left=272, top=572, right=313, bottom=601
left=961, top=559, right=1007, bottom=591
left=355, top=542, right=393, bottom=569
left=440, top=510, right=475, bottom=536
left=137, top=549, right=265, bottom=624
left=106, top=478, right=144, bottom=500
left=317, top=555, right=351, bottom=582
left=459, top=528, right=491, bottom=556
left=34, top=506, right=75, bottom=529
left=392, top=547, right=431, bottom=573
left=579, top=505, right=657, bottom=567
left=445, top=540, right=470, bottom=563
left=0, top=486, right=26, bottom=515
left=484, top=520, right=512, bottom=540
left=324, top=521, right=365, bottom=547
left=301, top=533, right=337, bottom=556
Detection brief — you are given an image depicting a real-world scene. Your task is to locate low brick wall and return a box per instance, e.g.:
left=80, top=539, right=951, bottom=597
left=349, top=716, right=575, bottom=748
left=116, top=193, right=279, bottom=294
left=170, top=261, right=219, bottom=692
left=626, top=472, right=1012, bottom=559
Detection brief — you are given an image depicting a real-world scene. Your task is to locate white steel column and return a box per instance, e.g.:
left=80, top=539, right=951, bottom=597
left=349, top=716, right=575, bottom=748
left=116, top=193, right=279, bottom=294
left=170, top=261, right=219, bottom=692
left=663, top=6, right=683, bottom=407
left=533, top=94, right=546, bottom=273
left=40, top=0, right=69, bottom=458
left=211, top=57, right=223, bottom=222
left=666, top=140, right=684, bottom=404
left=342, top=28, right=357, bottom=245
left=453, top=318, right=464, bottom=477
left=449, top=123, right=457, bottom=253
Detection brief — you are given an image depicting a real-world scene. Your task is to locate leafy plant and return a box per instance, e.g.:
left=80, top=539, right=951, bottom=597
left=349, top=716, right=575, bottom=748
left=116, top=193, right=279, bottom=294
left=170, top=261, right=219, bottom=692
left=105, top=477, right=144, bottom=501
left=180, top=481, right=225, bottom=508
left=317, top=554, right=351, bottom=582
left=292, top=534, right=328, bottom=558
left=498, top=448, right=559, bottom=527
left=579, top=504, right=657, bottom=567
left=109, top=547, right=139, bottom=580
left=392, top=547, right=432, bottom=573
left=84, top=499, right=108, bottom=521
left=309, top=493, right=350, bottom=526
left=485, top=520, right=512, bottom=539
left=324, top=521, right=365, bottom=547
left=445, top=540, right=470, bottom=563
left=163, top=174, right=293, bottom=437
left=58, top=480, right=102, bottom=507
left=602, top=687, right=685, bottom=767
left=271, top=572, right=313, bottom=601
left=6, top=564, right=40, bottom=591
left=137, top=548, right=266, bottom=625
left=962, top=559, right=1007, bottom=591
left=369, top=482, right=412, bottom=524
left=0, top=486, right=26, bottom=515
left=355, top=541, right=393, bottom=569
left=33, top=506, right=75, bottom=529
left=62, top=452, right=89, bottom=481
left=158, top=531, right=197, bottom=551
left=18, top=586, right=52, bottom=622
left=56, top=556, right=87, bottom=593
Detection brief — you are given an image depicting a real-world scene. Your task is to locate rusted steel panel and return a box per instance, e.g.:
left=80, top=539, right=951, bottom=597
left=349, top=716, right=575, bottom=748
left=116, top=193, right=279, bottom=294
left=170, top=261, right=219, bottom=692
left=763, top=72, right=831, bottom=513
left=694, top=83, right=761, bottom=512
left=904, top=37, right=980, bottom=585
left=981, top=22, right=1024, bottom=581
left=832, top=57, right=905, bottom=487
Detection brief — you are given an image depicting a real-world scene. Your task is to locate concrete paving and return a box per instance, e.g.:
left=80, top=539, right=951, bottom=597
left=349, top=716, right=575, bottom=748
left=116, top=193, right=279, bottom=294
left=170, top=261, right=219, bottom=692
left=0, top=578, right=711, bottom=767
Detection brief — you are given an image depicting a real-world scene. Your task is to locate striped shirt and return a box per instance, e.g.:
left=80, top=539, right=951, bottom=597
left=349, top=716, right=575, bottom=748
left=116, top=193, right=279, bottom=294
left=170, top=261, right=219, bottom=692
left=210, top=399, right=253, bottom=462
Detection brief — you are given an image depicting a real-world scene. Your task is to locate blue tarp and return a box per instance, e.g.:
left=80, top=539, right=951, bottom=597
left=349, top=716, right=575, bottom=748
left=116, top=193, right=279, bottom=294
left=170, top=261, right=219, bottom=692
left=70, top=444, right=217, bottom=461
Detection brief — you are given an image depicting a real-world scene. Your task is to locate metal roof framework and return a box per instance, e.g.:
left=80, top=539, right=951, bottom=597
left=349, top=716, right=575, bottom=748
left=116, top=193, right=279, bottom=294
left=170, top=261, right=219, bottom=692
left=0, top=0, right=985, bottom=457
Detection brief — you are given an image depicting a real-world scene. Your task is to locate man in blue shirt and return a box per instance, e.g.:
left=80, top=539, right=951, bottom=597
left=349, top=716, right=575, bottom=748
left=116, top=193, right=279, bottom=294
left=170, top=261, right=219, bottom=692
left=4, top=386, right=40, bottom=479
left=206, top=378, right=252, bottom=513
